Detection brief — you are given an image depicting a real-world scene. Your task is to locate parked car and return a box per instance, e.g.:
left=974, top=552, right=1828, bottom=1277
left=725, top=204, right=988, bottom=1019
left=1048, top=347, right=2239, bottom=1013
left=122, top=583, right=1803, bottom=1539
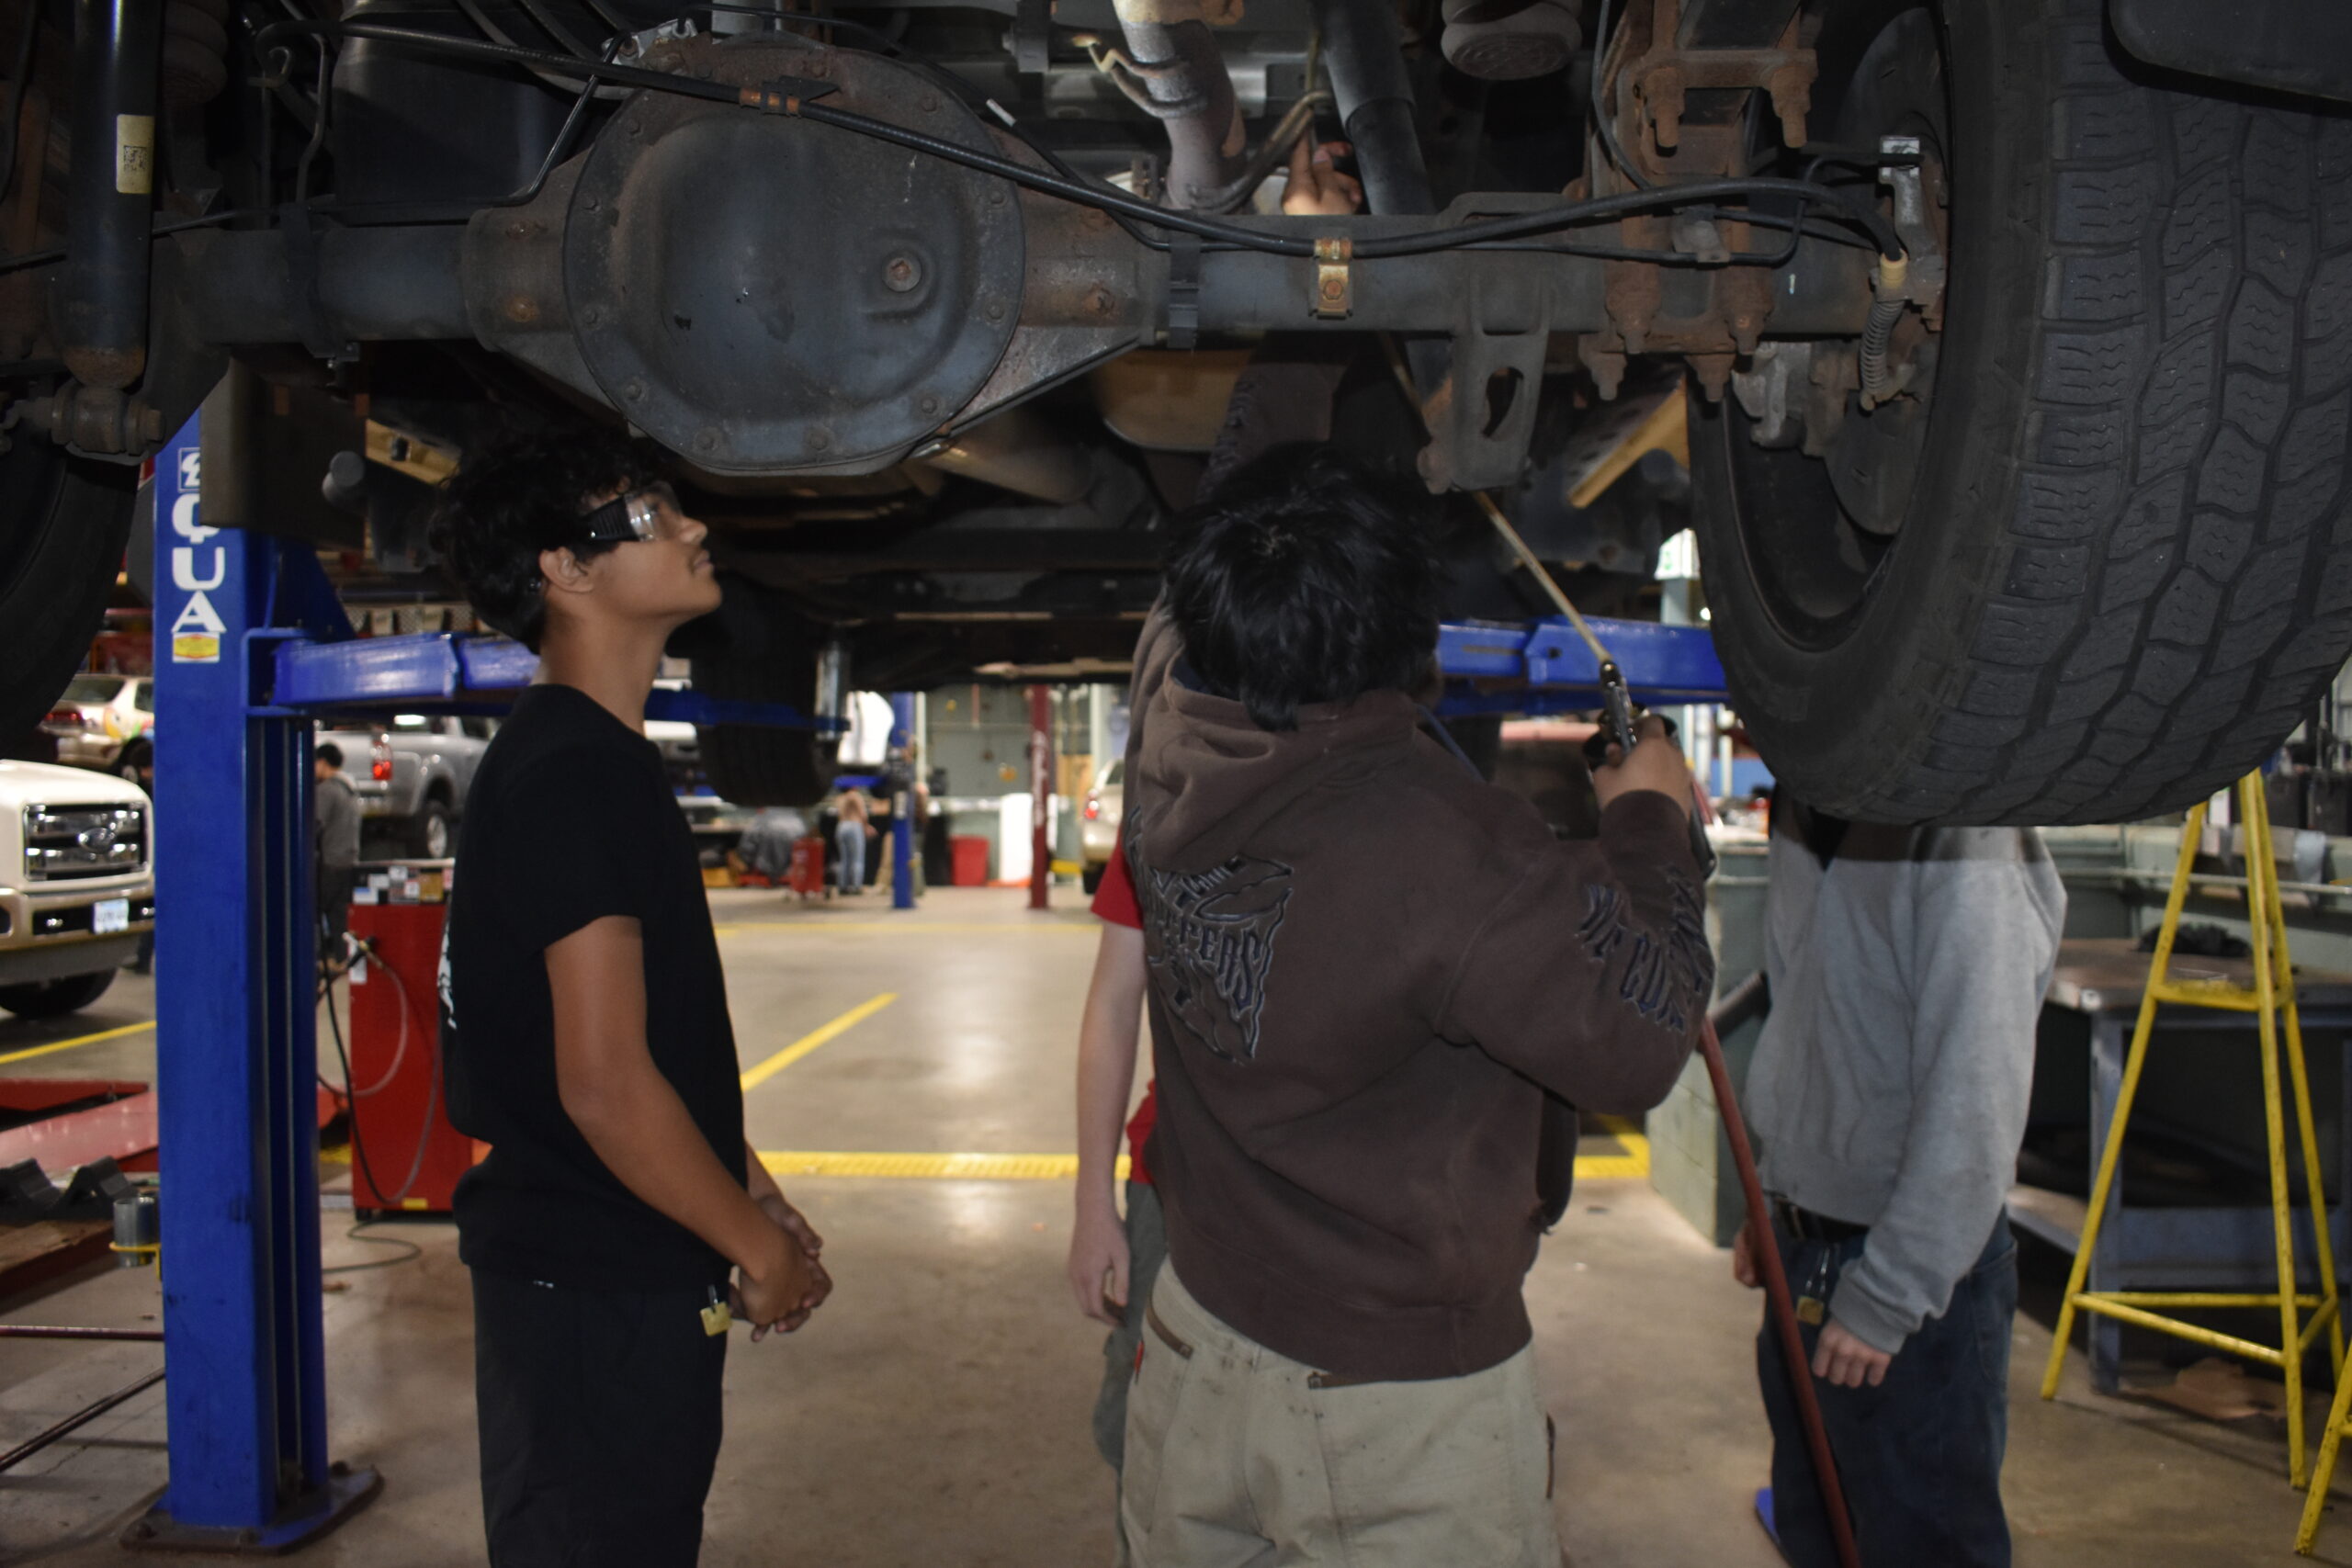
left=1080, top=761, right=1125, bottom=895
left=316, top=715, right=493, bottom=861
left=0, top=761, right=155, bottom=1020
left=0, top=0, right=2346, bottom=825
left=40, top=675, right=154, bottom=782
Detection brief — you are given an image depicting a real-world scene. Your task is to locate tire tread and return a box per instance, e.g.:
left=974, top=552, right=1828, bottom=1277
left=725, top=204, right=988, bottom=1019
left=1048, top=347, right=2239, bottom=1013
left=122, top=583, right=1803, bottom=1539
left=1917, top=0, right=2352, bottom=822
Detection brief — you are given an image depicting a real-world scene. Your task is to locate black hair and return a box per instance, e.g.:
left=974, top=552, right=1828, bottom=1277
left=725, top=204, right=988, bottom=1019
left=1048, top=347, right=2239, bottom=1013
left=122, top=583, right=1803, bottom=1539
left=430, top=427, right=662, bottom=651
left=315, top=741, right=343, bottom=768
left=1162, top=445, right=1442, bottom=732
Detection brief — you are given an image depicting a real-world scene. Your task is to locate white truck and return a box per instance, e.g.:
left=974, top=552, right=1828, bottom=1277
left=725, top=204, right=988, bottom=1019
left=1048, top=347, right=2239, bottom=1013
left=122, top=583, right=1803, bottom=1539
left=0, top=761, right=154, bottom=1020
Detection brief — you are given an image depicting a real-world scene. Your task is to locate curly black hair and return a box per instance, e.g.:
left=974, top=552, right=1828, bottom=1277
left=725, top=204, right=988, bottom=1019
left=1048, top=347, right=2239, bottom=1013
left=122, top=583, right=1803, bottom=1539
left=430, top=427, right=662, bottom=650
left=1163, top=445, right=1442, bottom=732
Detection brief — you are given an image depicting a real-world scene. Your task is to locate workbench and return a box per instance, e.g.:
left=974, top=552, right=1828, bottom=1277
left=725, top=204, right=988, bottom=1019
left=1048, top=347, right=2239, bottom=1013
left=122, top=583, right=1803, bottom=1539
left=2009, top=938, right=2352, bottom=1393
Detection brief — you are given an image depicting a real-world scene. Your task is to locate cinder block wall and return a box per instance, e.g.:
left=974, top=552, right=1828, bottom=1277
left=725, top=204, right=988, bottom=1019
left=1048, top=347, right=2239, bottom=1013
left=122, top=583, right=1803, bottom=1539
left=1649, top=839, right=1769, bottom=1245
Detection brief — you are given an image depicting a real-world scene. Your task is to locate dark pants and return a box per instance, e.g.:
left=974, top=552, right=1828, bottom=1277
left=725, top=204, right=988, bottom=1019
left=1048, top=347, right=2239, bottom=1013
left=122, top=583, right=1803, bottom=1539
left=471, top=1269, right=727, bottom=1568
left=1757, top=1219, right=2017, bottom=1568
left=922, top=817, right=951, bottom=886
left=318, top=865, right=356, bottom=961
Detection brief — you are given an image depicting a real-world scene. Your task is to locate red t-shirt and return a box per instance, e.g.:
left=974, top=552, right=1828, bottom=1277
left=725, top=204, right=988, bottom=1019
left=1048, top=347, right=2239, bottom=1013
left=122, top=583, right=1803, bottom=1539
left=1091, top=844, right=1156, bottom=1186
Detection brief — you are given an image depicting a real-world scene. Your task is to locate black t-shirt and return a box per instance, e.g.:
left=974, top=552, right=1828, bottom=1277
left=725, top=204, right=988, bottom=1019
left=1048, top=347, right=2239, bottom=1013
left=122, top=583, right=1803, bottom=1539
left=441, top=682, right=747, bottom=1289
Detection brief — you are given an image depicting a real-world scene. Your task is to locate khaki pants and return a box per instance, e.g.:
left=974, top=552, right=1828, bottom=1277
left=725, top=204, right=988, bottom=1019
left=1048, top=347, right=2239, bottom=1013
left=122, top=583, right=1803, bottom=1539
left=1121, top=1266, right=1563, bottom=1568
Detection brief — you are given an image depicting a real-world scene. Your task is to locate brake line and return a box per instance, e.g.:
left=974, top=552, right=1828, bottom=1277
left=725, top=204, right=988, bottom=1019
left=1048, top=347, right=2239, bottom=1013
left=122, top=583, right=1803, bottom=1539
left=0, top=17, right=1903, bottom=276
left=250, top=17, right=1906, bottom=262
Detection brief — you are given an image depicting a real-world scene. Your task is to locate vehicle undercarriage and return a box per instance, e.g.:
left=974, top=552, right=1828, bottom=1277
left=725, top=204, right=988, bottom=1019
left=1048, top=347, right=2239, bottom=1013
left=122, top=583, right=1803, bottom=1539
left=0, top=0, right=2346, bottom=818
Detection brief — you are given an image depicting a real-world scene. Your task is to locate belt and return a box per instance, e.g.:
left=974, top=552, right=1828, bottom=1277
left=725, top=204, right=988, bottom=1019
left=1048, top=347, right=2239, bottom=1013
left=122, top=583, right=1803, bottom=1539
left=1770, top=1195, right=1868, bottom=1245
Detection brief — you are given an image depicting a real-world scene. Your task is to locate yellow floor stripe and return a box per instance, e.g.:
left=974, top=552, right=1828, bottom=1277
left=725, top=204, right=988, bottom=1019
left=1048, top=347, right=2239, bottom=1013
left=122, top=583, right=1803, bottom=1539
left=739, top=992, right=897, bottom=1090
left=1577, top=1131, right=1650, bottom=1181
left=0, top=1019, right=154, bottom=1067
left=758, top=1139, right=1651, bottom=1183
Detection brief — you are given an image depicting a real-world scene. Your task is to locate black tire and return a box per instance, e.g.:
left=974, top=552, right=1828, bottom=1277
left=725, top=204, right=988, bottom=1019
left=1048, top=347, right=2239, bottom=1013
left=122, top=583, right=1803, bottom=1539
left=115, top=739, right=153, bottom=787
left=408, top=796, right=454, bottom=860
left=694, top=632, right=839, bottom=809
left=1692, top=0, right=2352, bottom=824
left=0, top=446, right=138, bottom=743
left=0, top=969, right=118, bottom=1020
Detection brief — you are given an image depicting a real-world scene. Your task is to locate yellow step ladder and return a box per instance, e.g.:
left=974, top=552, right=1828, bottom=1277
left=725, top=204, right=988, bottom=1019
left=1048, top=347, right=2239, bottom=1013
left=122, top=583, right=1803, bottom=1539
left=2040, top=773, right=2343, bottom=1493
left=2304, top=1336, right=2352, bottom=1549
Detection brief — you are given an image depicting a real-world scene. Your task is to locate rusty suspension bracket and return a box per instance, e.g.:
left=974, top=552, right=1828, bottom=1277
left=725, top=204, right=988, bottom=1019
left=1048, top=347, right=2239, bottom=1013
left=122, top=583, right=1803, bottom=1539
left=1607, top=0, right=1816, bottom=188
left=1579, top=0, right=1825, bottom=400
left=1312, top=237, right=1354, bottom=319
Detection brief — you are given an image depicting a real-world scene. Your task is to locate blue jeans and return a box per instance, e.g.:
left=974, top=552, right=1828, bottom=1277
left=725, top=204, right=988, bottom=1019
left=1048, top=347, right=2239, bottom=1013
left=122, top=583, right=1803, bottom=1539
left=835, top=820, right=865, bottom=892
left=1757, top=1219, right=2017, bottom=1568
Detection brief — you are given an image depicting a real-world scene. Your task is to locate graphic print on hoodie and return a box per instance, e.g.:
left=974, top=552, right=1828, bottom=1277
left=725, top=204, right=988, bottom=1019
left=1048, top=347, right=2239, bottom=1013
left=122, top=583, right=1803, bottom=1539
left=1134, top=851, right=1295, bottom=1063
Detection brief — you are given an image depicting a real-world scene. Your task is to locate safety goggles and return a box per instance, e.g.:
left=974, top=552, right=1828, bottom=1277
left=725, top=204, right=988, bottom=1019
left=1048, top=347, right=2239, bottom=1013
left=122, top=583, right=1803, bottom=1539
left=573, top=481, right=680, bottom=544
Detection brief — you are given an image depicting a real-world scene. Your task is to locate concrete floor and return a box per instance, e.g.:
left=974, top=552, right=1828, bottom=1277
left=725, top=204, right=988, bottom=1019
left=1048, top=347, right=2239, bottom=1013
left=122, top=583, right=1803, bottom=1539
left=2, top=886, right=2349, bottom=1564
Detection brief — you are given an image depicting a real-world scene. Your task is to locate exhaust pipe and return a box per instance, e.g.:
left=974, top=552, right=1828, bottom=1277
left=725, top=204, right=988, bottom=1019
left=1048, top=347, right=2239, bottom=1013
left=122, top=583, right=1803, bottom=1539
left=918, top=406, right=1094, bottom=506
left=1111, top=0, right=1246, bottom=210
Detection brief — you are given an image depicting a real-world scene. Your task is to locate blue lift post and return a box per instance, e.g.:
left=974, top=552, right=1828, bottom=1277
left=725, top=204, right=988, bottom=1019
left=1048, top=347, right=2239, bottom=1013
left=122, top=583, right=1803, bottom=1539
left=139, top=413, right=381, bottom=1550
left=889, top=694, right=917, bottom=910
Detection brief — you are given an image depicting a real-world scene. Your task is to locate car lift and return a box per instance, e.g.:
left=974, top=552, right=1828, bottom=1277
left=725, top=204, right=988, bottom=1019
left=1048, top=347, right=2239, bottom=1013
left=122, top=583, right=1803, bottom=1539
left=133, top=404, right=1733, bottom=1549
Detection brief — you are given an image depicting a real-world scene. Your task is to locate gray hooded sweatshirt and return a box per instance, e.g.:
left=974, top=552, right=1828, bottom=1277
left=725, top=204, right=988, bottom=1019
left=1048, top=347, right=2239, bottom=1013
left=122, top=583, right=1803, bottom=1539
left=1747, top=808, right=2064, bottom=1355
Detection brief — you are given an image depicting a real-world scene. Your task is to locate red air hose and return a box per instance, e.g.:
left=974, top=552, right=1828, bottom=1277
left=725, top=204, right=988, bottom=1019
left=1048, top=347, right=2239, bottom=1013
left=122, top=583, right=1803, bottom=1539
left=1702, top=979, right=1862, bottom=1568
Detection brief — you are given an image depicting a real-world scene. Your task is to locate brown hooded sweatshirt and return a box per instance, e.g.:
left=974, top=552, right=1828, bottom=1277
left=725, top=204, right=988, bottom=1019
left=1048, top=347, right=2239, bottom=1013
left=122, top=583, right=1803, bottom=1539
left=1126, top=665, right=1712, bottom=1382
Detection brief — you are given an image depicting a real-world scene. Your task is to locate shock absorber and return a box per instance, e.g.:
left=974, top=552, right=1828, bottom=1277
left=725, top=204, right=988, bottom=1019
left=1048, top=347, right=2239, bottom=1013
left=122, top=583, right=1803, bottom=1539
left=57, top=0, right=164, bottom=389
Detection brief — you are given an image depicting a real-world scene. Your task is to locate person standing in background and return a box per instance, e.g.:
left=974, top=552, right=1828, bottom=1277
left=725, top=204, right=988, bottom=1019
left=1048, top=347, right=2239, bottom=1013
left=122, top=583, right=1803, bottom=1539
left=834, top=789, right=872, bottom=896
left=313, top=742, right=361, bottom=968
left=1734, top=797, right=2064, bottom=1568
left=922, top=768, right=953, bottom=886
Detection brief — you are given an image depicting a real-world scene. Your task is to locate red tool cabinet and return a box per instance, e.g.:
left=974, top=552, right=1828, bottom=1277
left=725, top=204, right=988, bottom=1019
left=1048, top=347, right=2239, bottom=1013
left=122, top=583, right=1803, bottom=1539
left=345, top=899, right=476, bottom=1214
